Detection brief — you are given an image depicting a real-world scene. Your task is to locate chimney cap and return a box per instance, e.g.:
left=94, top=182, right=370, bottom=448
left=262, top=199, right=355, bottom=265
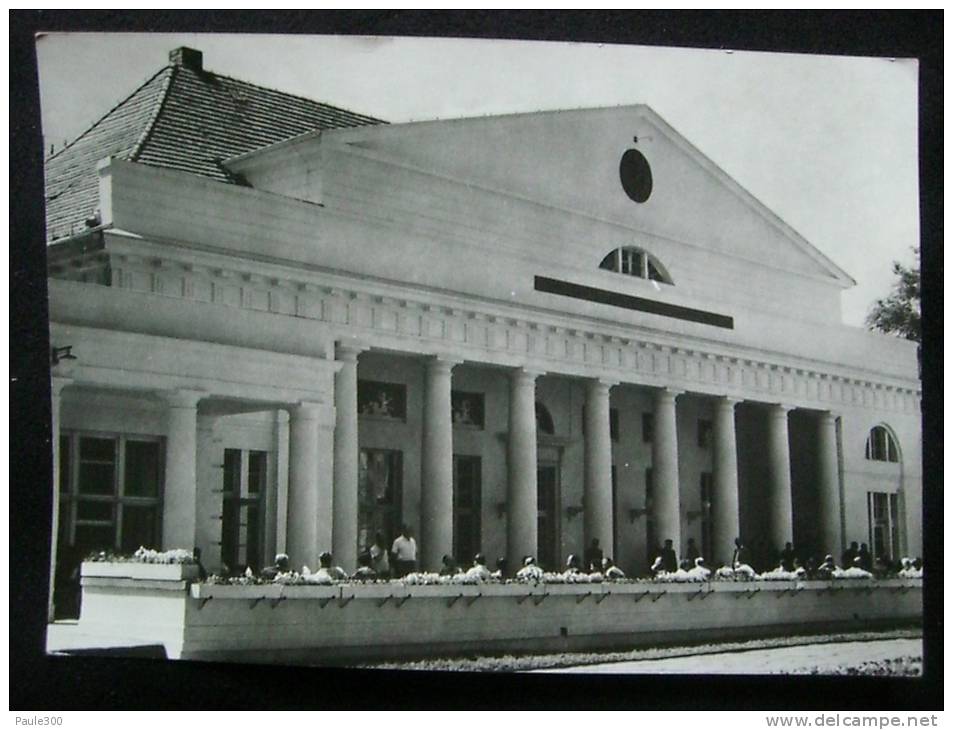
left=169, top=47, right=203, bottom=71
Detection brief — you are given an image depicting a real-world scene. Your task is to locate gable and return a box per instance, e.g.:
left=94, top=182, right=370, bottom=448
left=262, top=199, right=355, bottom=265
left=321, top=105, right=853, bottom=287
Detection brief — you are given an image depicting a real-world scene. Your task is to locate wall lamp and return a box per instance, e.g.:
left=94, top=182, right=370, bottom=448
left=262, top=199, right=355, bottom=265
left=50, top=345, right=77, bottom=366
left=565, top=505, right=585, bottom=520
left=628, top=507, right=648, bottom=524
left=495, top=502, right=507, bottom=519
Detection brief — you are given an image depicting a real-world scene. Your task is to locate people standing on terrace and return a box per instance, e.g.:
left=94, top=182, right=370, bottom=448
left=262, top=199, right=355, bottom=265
left=685, top=538, right=700, bottom=564
left=261, top=553, right=290, bottom=580
left=842, top=541, right=859, bottom=570
left=370, top=532, right=390, bottom=578
left=352, top=552, right=377, bottom=581
left=516, top=556, right=543, bottom=581
left=584, top=539, right=603, bottom=572
left=317, top=551, right=348, bottom=581
left=391, top=526, right=417, bottom=578
left=658, top=539, right=678, bottom=573
left=466, top=554, right=492, bottom=582
left=439, top=554, right=460, bottom=576
left=779, top=542, right=796, bottom=572
left=858, top=543, right=873, bottom=572
left=491, top=558, right=507, bottom=580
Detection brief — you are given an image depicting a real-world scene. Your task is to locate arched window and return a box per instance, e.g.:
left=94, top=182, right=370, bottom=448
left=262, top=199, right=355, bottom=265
left=599, top=246, right=673, bottom=284
left=865, top=425, right=899, bottom=463
left=535, top=402, right=555, bottom=435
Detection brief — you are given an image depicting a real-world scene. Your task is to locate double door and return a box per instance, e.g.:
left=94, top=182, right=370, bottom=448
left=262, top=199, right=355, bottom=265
left=537, top=458, right=560, bottom=571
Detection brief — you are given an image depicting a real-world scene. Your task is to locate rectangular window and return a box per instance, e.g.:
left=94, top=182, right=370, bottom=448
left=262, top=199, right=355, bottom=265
left=642, top=412, right=654, bottom=443
left=698, top=419, right=713, bottom=449
left=452, top=391, right=485, bottom=429
left=358, top=380, right=407, bottom=421
left=221, top=449, right=268, bottom=574
left=56, top=432, right=162, bottom=619
left=453, top=455, right=482, bottom=565
left=78, top=437, right=116, bottom=496
left=124, top=440, right=161, bottom=497
left=867, top=491, right=903, bottom=564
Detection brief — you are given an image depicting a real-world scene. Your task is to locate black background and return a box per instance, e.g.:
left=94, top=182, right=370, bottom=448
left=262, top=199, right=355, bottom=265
left=10, top=10, right=942, bottom=711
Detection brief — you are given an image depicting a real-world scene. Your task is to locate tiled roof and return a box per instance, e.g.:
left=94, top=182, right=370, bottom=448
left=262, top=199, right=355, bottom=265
left=44, top=59, right=384, bottom=243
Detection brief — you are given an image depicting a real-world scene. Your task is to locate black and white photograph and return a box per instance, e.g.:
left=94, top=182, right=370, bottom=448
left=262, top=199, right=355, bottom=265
left=11, top=11, right=940, bottom=713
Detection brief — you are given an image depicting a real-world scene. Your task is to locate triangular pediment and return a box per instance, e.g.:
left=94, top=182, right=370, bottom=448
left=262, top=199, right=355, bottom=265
left=322, top=105, right=853, bottom=286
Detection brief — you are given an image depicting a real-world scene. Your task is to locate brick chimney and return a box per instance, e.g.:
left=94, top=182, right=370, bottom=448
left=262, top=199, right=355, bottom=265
left=169, top=47, right=203, bottom=71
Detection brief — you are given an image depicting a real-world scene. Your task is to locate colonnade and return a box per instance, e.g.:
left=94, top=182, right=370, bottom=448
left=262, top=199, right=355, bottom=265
left=49, top=350, right=845, bottom=578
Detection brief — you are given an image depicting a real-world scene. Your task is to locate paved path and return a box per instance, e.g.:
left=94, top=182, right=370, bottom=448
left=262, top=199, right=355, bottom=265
left=534, top=638, right=921, bottom=674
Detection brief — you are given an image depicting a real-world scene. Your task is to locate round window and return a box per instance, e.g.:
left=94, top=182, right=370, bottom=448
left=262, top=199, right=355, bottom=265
left=619, top=148, right=653, bottom=203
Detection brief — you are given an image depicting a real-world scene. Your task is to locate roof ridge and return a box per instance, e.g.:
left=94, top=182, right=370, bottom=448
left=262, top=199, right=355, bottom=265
left=47, top=65, right=173, bottom=162
left=128, top=64, right=178, bottom=162
left=199, top=67, right=385, bottom=124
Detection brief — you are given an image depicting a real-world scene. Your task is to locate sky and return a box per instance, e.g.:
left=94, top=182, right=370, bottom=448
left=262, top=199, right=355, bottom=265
left=35, top=33, right=920, bottom=328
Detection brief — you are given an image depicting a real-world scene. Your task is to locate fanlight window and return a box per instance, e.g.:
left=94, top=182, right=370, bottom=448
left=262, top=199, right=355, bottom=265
left=599, top=246, right=673, bottom=284
left=865, top=425, right=899, bottom=463
left=535, top=402, right=555, bottom=435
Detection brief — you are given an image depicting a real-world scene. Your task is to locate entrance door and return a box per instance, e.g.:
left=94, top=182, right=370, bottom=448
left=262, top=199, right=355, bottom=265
left=358, top=449, right=403, bottom=553
left=453, top=455, right=482, bottom=565
left=221, top=449, right=268, bottom=574
left=537, top=463, right=559, bottom=571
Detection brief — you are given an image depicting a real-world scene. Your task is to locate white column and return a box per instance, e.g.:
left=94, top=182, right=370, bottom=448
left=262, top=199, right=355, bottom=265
left=332, top=344, right=363, bottom=572
left=508, top=368, right=542, bottom=564
left=584, top=378, right=615, bottom=557
left=48, top=377, right=71, bottom=622
left=162, top=389, right=203, bottom=550
left=420, top=356, right=459, bottom=572
left=767, top=403, right=795, bottom=551
left=817, top=411, right=842, bottom=558
left=651, top=387, right=682, bottom=560
left=274, top=411, right=290, bottom=555
left=194, top=414, right=219, bottom=569
left=711, top=396, right=741, bottom=567
left=287, top=400, right=335, bottom=570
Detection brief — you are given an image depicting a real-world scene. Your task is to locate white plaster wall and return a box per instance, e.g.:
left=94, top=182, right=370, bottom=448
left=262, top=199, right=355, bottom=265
left=839, top=403, right=923, bottom=560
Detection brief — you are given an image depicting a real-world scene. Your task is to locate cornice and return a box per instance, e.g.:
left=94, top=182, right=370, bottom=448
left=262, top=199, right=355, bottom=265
left=57, top=236, right=921, bottom=415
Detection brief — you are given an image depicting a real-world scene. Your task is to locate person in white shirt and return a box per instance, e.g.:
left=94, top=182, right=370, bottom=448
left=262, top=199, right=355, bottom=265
left=516, top=556, right=544, bottom=582
left=391, top=525, right=417, bottom=578
left=466, top=553, right=492, bottom=582
left=316, top=551, right=347, bottom=582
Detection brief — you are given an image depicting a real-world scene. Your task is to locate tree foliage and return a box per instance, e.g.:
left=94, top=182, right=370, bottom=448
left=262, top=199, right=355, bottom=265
left=866, top=248, right=921, bottom=344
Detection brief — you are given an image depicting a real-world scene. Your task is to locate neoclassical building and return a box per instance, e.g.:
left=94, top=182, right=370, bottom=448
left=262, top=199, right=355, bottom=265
left=45, top=48, right=921, bottom=615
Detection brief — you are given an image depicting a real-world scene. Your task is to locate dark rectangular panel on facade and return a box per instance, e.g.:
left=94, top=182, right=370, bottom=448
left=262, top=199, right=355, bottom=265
left=534, top=276, right=734, bottom=329
left=452, top=391, right=485, bottom=429
left=358, top=380, right=407, bottom=421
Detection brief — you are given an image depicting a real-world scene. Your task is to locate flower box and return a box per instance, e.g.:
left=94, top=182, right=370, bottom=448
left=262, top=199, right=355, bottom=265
left=81, top=561, right=201, bottom=582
